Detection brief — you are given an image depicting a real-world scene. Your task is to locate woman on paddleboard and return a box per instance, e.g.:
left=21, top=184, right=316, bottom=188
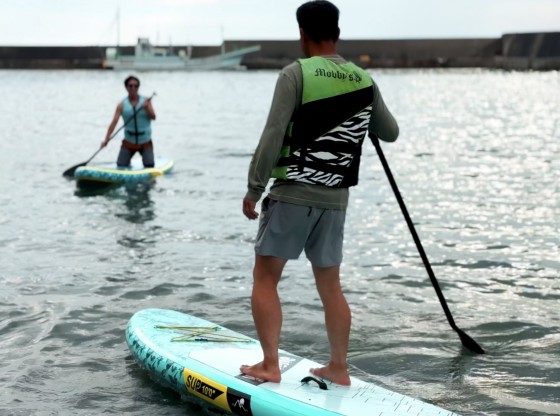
left=101, top=75, right=156, bottom=167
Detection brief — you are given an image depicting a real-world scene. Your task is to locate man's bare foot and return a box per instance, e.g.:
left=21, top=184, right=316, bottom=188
left=310, top=364, right=351, bottom=386
left=240, top=361, right=281, bottom=383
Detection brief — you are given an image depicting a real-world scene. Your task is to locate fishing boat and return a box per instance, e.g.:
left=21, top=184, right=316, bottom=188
left=102, top=37, right=260, bottom=71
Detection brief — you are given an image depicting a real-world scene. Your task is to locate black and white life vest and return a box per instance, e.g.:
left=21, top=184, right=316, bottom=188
left=271, top=57, right=373, bottom=188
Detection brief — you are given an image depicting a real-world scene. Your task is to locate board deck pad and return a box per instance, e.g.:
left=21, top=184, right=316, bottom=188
left=126, top=308, right=461, bottom=416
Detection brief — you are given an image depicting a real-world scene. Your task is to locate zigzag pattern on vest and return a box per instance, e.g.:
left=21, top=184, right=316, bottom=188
left=286, top=104, right=372, bottom=187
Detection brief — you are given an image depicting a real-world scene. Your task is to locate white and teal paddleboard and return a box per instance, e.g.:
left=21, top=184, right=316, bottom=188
left=74, top=156, right=173, bottom=188
left=126, top=308, right=460, bottom=416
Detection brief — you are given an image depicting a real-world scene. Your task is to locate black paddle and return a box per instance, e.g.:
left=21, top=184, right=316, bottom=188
left=62, top=93, right=156, bottom=178
left=371, top=135, right=485, bottom=354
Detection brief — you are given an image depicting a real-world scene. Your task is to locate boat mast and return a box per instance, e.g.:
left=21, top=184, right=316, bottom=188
left=220, top=25, right=225, bottom=55
left=116, top=7, right=121, bottom=56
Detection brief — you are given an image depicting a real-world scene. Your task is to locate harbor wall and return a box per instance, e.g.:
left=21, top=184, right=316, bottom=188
left=1, top=32, right=559, bottom=70
left=228, top=38, right=502, bottom=69
left=501, top=32, right=560, bottom=70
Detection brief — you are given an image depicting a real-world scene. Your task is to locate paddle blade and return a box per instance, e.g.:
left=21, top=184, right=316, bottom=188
left=62, top=162, right=86, bottom=178
left=457, top=328, right=485, bottom=354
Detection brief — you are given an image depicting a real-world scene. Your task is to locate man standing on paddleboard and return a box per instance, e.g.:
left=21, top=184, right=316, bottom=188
left=101, top=75, right=156, bottom=168
left=241, top=0, right=399, bottom=386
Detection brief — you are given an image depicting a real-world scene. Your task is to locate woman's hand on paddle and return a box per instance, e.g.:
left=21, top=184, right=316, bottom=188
left=243, top=196, right=259, bottom=220
left=142, top=98, right=156, bottom=120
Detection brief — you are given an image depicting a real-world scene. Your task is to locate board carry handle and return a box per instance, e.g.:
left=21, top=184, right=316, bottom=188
left=301, top=376, right=328, bottom=390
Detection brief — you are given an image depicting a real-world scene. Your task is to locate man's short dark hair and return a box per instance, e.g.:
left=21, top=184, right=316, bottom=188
left=124, top=75, right=140, bottom=87
left=296, top=1, right=340, bottom=43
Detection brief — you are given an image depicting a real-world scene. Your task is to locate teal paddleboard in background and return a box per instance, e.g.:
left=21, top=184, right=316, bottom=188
left=74, top=156, right=173, bottom=188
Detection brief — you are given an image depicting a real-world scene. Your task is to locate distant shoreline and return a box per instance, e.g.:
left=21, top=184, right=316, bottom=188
left=1, top=32, right=559, bottom=70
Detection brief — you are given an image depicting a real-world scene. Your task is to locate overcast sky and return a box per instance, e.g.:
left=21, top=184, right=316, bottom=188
left=2, top=0, right=559, bottom=46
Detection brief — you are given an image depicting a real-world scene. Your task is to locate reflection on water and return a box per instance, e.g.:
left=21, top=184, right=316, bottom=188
left=74, top=181, right=156, bottom=224
left=115, top=183, right=156, bottom=224
left=73, top=181, right=121, bottom=197
left=79, top=181, right=158, bottom=264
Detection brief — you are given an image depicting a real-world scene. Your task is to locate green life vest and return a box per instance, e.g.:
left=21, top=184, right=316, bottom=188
left=271, top=56, right=374, bottom=188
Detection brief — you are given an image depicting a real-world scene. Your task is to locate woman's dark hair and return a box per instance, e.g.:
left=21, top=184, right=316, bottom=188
left=296, top=1, right=339, bottom=43
left=124, top=75, right=140, bottom=87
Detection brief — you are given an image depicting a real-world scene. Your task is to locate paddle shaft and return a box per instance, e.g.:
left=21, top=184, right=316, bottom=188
left=371, top=135, right=484, bottom=354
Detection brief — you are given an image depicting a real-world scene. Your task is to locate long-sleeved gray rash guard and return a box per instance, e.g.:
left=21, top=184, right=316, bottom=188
left=247, top=55, right=399, bottom=210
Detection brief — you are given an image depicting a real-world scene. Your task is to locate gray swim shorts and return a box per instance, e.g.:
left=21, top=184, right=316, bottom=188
left=254, top=197, right=346, bottom=268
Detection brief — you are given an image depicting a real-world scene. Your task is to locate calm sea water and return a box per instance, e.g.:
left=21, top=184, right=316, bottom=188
left=0, top=68, right=558, bottom=416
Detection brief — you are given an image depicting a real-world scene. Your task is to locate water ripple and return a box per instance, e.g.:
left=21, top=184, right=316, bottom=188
left=0, top=69, right=558, bottom=415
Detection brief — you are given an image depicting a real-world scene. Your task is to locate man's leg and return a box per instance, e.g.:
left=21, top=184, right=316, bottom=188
left=240, top=254, right=287, bottom=382
left=310, top=264, right=351, bottom=386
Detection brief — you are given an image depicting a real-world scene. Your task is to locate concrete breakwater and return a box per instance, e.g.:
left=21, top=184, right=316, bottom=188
left=1, top=32, right=558, bottom=70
